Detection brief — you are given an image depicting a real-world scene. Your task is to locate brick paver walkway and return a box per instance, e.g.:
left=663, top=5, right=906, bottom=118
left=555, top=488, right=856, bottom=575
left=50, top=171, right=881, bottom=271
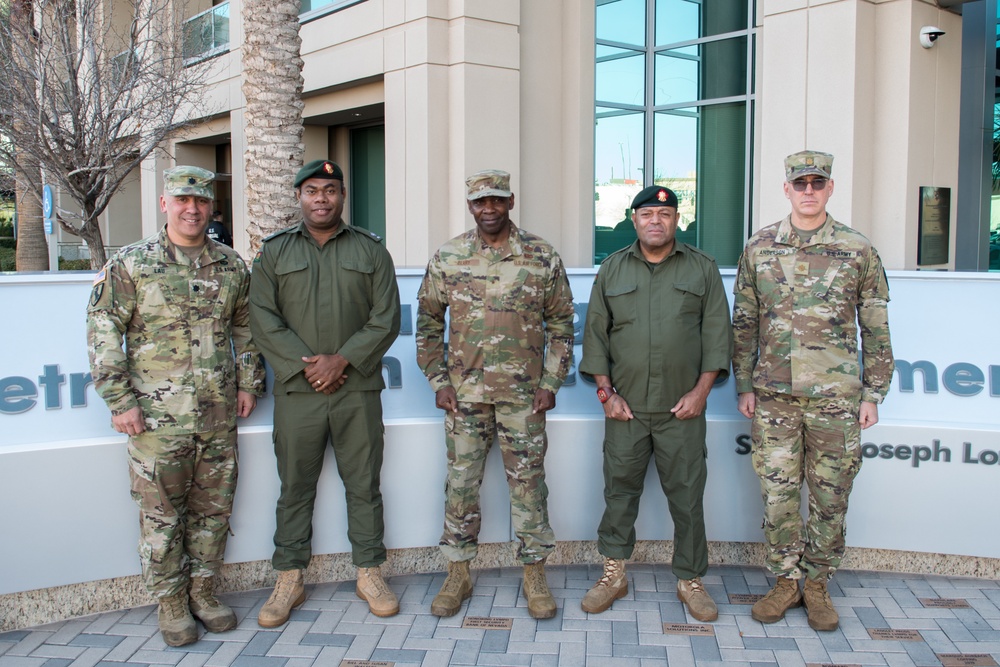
left=2, top=565, right=998, bottom=667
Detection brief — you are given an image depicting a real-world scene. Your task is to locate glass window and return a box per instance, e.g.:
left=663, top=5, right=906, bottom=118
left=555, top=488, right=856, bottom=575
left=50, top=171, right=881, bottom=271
left=594, top=0, right=755, bottom=265
left=992, top=10, right=1000, bottom=269
left=656, top=0, right=749, bottom=44
left=597, top=49, right=645, bottom=106
left=300, top=0, right=366, bottom=22
left=182, top=2, right=230, bottom=64
left=597, top=0, right=646, bottom=47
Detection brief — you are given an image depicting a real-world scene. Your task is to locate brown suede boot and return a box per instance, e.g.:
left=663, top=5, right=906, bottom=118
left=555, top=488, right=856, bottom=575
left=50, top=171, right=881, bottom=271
left=581, top=558, right=627, bottom=614
left=189, top=577, right=237, bottom=633
left=157, top=591, right=198, bottom=647
left=258, top=569, right=306, bottom=628
left=803, top=577, right=839, bottom=631
left=431, top=561, right=473, bottom=617
left=522, top=560, right=557, bottom=619
left=356, top=566, right=399, bottom=617
left=751, top=575, right=802, bottom=623
left=677, top=578, right=718, bottom=622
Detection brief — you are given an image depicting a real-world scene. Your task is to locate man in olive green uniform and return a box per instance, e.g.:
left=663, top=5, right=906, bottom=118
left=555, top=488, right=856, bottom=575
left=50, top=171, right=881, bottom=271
left=87, top=166, right=265, bottom=646
left=416, top=170, right=575, bottom=619
left=250, top=160, right=401, bottom=624
left=580, top=185, right=732, bottom=621
left=732, top=151, right=893, bottom=631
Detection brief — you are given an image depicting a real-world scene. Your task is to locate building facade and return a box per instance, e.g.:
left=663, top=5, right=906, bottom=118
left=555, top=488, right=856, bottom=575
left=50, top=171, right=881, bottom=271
left=60, top=0, right=999, bottom=272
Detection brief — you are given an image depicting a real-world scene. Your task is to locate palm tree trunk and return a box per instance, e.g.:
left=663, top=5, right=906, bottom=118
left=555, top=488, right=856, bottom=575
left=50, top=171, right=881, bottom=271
left=242, top=0, right=305, bottom=253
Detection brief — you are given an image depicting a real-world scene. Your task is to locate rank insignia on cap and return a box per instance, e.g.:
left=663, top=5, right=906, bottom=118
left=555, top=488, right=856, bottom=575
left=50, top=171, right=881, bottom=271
left=188, top=177, right=196, bottom=184
left=657, top=189, right=668, bottom=202
left=323, top=162, right=334, bottom=174
left=805, top=157, right=814, bottom=165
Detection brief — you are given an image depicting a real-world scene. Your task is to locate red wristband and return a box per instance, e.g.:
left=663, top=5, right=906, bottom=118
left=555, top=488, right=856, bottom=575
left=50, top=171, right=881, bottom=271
left=597, top=387, right=614, bottom=403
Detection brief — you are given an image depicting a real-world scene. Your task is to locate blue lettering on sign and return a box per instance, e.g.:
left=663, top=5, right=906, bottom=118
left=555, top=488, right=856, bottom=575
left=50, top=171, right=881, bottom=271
left=4, top=357, right=1000, bottom=416
left=0, top=365, right=94, bottom=414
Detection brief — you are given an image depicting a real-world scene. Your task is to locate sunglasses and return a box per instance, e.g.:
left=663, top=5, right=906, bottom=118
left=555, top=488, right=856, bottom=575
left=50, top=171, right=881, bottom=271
left=790, top=178, right=829, bottom=192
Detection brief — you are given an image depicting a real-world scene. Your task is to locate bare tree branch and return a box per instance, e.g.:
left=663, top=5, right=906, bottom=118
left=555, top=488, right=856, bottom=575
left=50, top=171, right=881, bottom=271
left=0, top=0, right=213, bottom=268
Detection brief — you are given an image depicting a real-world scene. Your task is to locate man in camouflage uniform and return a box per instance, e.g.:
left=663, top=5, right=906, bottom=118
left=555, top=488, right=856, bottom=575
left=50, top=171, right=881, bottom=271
left=580, top=185, right=732, bottom=621
left=416, top=169, right=575, bottom=619
left=250, top=160, right=401, bottom=625
left=87, top=166, right=265, bottom=647
left=732, top=151, right=894, bottom=631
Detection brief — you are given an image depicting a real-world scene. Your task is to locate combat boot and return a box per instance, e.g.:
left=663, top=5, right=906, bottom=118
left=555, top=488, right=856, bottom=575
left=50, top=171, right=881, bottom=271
left=677, top=577, right=718, bottom=622
left=803, top=577, right=839, bottom=631
left=431, top=560, right=473, bottom=617
left=157, top=591, right=198, bottom=647
left=258, top=569, right=306, bottom=628
left=189, top=577, right=237, bottom=633
left=581, top=558, right=627, bottom=614
left=522, top=559, right=557, bottom=619
left=751, top=575, right=802, bottom=623
left=356, top=566, right=399, bottom=617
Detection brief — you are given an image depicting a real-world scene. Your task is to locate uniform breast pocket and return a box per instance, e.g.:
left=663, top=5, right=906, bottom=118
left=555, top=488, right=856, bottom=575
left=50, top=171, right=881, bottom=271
left=504, top=268, right=544, bottom=307
left=672, top=280, right=705, bottom=317
left=606, top=283, right=638, bottom=329
left=275, top=258, right=310, bottom=292
left=136, top=280, right=185, bottom=331
left=823, top=259, right=860, bottom=300
left=755, top=258, right=790, bottom=307
left=340, top=258, right=374, bottom=306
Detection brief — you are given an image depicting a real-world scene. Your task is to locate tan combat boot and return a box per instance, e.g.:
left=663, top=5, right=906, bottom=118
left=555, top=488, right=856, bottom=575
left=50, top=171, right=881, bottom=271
left=258, top=569, right=306, bottom=628
left=523, top=559, right=557, bottom=619
left=431, top=560, right=473, bottom=617
left=157, top=591, right=198, bottom=647
left=677, top=577, right=718, bottom=622
left=803, top=577, right=839, bottom=631
left=356, top=566, right=400, bottom=617
left=581, top=558, right=627, bottom=614
left=751, top=575, right=802, bottom=623
left=189, top=577, right=237, bottom=633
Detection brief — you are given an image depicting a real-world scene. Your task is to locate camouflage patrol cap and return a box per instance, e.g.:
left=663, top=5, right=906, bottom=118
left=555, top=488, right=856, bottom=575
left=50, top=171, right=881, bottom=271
left=785, top=150, right=834, bottom=181
left=294, top=160, right=344, bottom=187
left=163, top=165, right=215, bottom=199
left=466, top=169, right=512, bottom=200
left=631, top=185, right=679, bottom=210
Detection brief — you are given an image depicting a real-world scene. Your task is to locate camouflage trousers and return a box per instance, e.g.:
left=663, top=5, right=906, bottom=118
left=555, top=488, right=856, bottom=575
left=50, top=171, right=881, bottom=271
left=441, top=401, right=555, bottom=564
left=128, top=428, right=238, bottom=598
left=750, top=390, right=862, bottom=581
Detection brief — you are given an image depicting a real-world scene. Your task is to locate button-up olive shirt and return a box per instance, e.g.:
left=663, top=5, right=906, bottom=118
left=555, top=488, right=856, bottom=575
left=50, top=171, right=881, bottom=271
left=249, top=220, right=401, bottom=395
left=581, top=241, right=732, bottom=413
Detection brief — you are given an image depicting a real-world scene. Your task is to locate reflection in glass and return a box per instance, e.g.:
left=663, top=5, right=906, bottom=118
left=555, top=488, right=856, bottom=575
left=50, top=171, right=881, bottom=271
left=656, top=0, right=749, bottom=45
left=655, top=37, right=747, bottom=106
left=596, top=51, right=645, bottom=105
left=595, top=111, right=644, bottom=222
left=597, top=0, right=646, bottom=46
left=991, top=100, right=1000, bottom=270
left=594, top=0, right=754, bottom=265
left=655, top=103, right=746, bottom=266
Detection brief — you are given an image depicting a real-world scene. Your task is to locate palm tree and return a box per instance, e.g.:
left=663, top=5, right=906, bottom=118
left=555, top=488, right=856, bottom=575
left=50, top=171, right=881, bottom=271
left=242, top=0, right=305, bottom=252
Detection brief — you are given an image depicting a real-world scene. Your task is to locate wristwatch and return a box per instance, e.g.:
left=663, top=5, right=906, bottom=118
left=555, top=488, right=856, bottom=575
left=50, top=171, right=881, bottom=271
left=597, top=387, right=614, bottom=403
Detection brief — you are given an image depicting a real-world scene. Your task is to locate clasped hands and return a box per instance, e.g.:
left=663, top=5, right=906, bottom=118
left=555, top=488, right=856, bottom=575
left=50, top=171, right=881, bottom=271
left=303, top=353, right=349, bottom=394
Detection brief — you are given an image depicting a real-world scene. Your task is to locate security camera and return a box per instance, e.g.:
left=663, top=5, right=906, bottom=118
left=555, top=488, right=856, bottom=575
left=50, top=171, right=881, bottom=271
left=920, top=26, right=945, bottom=49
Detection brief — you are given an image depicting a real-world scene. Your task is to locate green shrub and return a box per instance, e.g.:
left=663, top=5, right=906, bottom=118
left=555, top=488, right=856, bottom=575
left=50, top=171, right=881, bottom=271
left=58, top=258, right=92, bottom=271
left=0, top=238, right=15, bottom=250
left=0, top=247, right=15, bottom=271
